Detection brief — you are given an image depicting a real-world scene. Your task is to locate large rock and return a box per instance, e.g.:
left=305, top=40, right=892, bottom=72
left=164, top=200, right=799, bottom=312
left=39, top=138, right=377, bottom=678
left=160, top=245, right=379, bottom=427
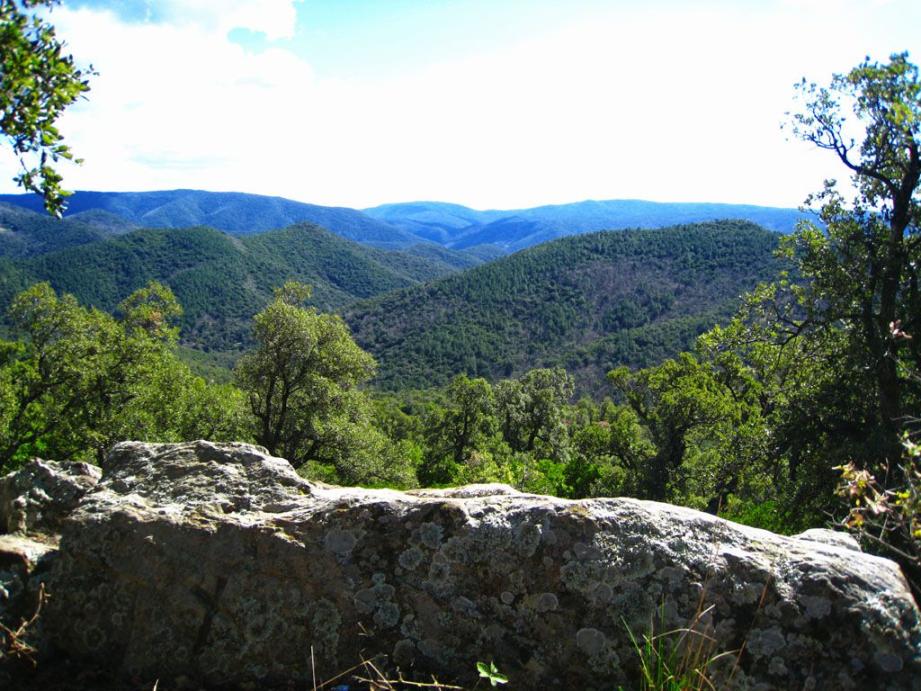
left=25, top=442, right=921, bottom=688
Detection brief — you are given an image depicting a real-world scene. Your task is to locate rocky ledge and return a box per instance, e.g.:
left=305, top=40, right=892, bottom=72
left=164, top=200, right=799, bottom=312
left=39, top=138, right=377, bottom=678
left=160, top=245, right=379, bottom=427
left=1, top=441, right=920, bottom=689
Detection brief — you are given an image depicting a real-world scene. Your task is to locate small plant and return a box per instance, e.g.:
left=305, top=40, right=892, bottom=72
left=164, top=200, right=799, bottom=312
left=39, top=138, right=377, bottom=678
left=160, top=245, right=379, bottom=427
left=476, top=661, right=508, bottom=687
left=619, top=605, right=737, bottom=691
left=836, top=435, right=921, bottom=598
left=0, top=583, right=47, bottom=668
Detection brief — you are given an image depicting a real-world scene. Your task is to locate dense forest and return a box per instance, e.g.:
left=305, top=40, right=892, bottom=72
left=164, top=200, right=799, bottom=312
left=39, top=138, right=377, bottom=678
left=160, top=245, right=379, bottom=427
left=346, top=220, right=783, bottom=392
left=0, top=213, right=782, bottom=388
left=0, top=220, right=482, bottom=351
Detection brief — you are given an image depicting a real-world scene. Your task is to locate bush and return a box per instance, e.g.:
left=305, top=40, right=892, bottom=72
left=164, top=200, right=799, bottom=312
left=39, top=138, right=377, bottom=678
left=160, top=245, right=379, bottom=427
left=836, top=436, right=921, bottom=599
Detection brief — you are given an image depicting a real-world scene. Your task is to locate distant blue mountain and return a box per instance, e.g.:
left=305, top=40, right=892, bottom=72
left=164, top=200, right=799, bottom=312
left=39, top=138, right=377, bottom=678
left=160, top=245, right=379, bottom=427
left=365, top=198, right=814, bottom=252
left=0, top=189, right=422, bottom=249
left=365, top=201, right=504, bottom=243
left=0, top=190, right=814, bottom=255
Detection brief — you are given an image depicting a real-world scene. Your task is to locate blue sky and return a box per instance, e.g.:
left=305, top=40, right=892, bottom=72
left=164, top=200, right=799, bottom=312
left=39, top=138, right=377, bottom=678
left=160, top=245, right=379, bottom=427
left=2, top=0, right=920, bottom=210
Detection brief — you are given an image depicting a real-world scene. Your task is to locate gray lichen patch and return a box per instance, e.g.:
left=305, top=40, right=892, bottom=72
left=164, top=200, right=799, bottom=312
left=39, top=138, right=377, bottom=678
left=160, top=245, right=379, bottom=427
left=324, top=528, right=358, bottom=557
left=398, top=546, right=424, bottom=571
left=309, top=598, right=341, bottom=660
left=418, top=521, right=445, bottom=550
left=535, top=592, right=559, bottom=612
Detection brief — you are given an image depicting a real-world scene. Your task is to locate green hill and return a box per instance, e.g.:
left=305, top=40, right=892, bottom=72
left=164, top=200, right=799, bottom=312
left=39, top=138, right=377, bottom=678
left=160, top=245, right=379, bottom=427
left=0, top=222, right=476, bottom=353
left=344, top=220, right=785, bottom=393
left=0, top=202, right=136, bottom=258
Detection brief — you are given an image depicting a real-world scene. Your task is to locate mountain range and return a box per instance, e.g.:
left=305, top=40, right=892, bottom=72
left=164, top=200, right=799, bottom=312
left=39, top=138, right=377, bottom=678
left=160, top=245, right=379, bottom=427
left=364, top=198, right=809, bottom=252
left=0, top=189, right=810, bottom=254
left=0, top=191, right=791, bottom=394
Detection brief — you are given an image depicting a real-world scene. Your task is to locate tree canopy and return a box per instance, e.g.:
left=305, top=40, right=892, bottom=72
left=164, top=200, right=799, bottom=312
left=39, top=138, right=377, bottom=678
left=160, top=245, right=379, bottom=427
left=233, top=281, right=414, bottom=486
left=782, top=53, right=920, bottom=456
left=0, top=0, right=91, bottom=215
left=0, top=281, right=248, bottom=469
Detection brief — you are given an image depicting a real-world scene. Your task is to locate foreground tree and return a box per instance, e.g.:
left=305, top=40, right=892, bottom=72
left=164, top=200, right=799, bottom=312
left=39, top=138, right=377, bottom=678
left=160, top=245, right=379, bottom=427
left=685, top=53, right=921, bottom=529
left=0, top=0, right=92, bottom=215
left=495, top=367, right=573, bottom=460
left=419, top=374, right=496, bottom=485
left=785, top=52, right=921, bottom=456
left=608, top=353, right=753, bottom=503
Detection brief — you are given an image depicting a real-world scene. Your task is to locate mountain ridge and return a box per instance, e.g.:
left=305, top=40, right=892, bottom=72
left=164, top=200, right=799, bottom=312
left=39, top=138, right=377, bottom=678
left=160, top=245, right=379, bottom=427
left=365, top=198, right=813, bottom=252
left=0, top=189, right=423, bottom=249
left=0, top=189, right=812, bottom=255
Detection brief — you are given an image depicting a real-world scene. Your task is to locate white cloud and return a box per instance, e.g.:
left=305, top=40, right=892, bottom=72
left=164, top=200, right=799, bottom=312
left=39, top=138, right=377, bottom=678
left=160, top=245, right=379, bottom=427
left=6, top=5, right=319, bottom=191
left=159, top=0, right=301, bottom=40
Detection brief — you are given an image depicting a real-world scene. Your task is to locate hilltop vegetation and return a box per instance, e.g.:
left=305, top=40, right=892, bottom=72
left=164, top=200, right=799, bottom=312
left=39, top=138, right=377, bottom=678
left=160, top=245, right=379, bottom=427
left=346, top=220, right=783, bottom=392
left=0, top=222, right=480, bottom=352
left=0, top=202, right=132, bottom=258
left=1, top=215, right=781, bottom=387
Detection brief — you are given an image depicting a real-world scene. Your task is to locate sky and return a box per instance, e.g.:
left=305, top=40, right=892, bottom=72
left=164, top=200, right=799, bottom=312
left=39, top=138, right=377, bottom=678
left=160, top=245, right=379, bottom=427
left=1, top=0, right=919, bottom=211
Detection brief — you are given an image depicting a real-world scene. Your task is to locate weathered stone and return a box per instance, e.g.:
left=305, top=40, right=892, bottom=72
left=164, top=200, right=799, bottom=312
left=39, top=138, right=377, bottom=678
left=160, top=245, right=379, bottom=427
left=795, top=527, right=862, bottom=552
left=0, top=459, right=100, bottom=534
left=22, top=441, right=921, bottom=689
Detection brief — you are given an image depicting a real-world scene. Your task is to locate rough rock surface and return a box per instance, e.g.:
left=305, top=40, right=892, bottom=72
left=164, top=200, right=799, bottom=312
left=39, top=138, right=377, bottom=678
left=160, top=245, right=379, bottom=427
left=11, top=442, right=921, bottom=688
left=0, top=459, right=101, bottom=534
left=0, top=534, right=55, bottom=629
left=0, top=458, right=99, bottom=672
left=794, top=527, right=862, bottom=552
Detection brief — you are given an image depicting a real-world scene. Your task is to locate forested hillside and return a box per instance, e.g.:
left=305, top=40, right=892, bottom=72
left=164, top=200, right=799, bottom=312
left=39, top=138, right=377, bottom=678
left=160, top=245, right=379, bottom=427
left=346, top=220, right=784, bottom=392
left=0, top=222, right=478, bottom=352
left=0, top=202, right=134, bottom=258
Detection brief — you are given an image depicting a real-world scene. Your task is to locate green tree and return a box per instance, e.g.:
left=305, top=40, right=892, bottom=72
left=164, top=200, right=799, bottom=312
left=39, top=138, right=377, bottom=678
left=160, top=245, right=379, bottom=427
left=609, top=353, right=751, bottom=504
left=495, top=367, right=573, bottom=459
left=0, top=0, right=92, bottom=215
left=698, top=301, right=873, bottom=527
left=0, top=281, right=247, bottom=469
left=785, top=52, right=921, bottom=459
left=669, top=53, right=921, bottom=529
left=419, top=374, right=496, bottom=485
left=567, top=401, right=653, bottom=499
left=234, top=282, right=406, bottom=485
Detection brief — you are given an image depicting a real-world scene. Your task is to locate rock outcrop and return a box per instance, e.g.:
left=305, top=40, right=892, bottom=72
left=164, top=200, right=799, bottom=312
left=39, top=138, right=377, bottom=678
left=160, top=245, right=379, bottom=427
left=0, top=459, right=101, bottom=535
left=3, top=441, right=921, bottom=689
